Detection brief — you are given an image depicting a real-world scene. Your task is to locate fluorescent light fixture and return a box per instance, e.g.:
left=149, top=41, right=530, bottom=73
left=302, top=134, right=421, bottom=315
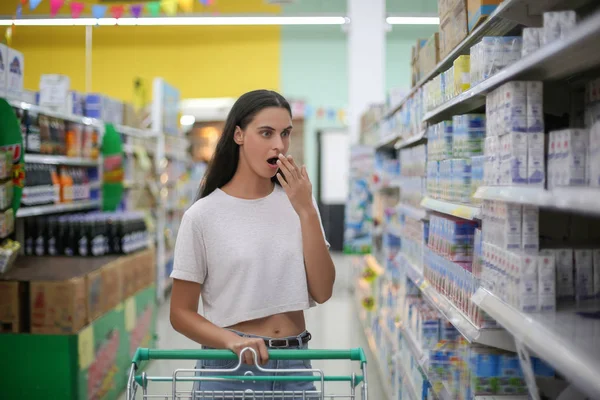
left=386, top=16, right=439, bottom=25
left=0, top=16, right=348, bottom=27
left=180, top=115, right=196, bottom=126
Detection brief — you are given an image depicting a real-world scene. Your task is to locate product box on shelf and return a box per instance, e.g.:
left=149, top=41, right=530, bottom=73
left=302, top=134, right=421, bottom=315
left=38, top=74, right=71, bottom=109
left=419, top=33, right=440, bottom=79
left=0, top=281, right=27, bottom=333
left=575, top=249, right=594, bottom=303
left=439, top=0, right=468, bottom=59
left=86, top=93, right=124, bottom=125
left=0, top=44, right=8, bottom=96
left=589, top=121, right=600, bottom=186
left=453, top=55, right=471, bottom=95
left=6, top=47, right=24, bottom=97
left=542, top=11, right=577, bottom=46
left=538, top=254, right=556, bottom=312
left=522, top=28, right=543, bottom=57
left=467, top=0, right=503, bottom=32
left=30, top=276, right=88, bottom=334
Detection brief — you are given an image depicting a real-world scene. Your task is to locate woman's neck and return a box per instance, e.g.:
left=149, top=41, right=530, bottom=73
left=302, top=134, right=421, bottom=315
left=221, top=161, right=274, bottom=200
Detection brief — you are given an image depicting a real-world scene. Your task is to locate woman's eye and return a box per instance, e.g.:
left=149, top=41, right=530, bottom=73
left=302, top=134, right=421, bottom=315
left=261, top=131, right=272, bottom=137
left=282, top=131, right=291, bottom=138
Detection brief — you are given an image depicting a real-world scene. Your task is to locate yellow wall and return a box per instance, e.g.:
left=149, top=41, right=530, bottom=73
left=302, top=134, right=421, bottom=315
left=2, top=1, right=281, bottom=102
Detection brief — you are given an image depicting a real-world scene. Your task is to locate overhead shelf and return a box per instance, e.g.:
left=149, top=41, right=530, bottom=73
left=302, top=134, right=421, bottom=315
left=397, top=253, right=516, bottom=352
left=474, top=186, right=600, bottom=215
left=394, top=130, right=427, bottom=150
left=24, top=154, right=98, bottom=167
left=473, top=288, right=600, bottom=400
left=376, top=133, right=400, bottom=150
left=16, top=200, right=101, bottom=218
left=423, top=7, right=600, bottom=123
left=398, top=203, right=428, bottom=221
left=420, top=197, right=481, bottom=220
left=7, top=99, right=101, bottom=126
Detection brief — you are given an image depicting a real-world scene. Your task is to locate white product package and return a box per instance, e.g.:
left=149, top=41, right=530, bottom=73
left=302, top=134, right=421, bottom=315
left=590, top=121, right=600, bottom=187
left=522, top=206, right=539, bottom=253
left=543, top=11, right=578, bottom=46
left=500, top=132, right=528, bottom=185
left=39, top=74, right=71, bottom=108
left=6, top=47, right=24, bottom=97
left=522, top=28, right=543, bottom=57
left=575, top=249, right=594, bottom=302
left=0, top=44, right=7, bottom=96
left=555, top=248, right=574, bottom=300
left=564, top=129, right=589, bottom=186
left=501, top=81, right=528, bottom=137
left=594, top=249, right=600, bottom=298
left=538, top=254, right=556, bottom=311
left=517, top=254, right=539, bottom=312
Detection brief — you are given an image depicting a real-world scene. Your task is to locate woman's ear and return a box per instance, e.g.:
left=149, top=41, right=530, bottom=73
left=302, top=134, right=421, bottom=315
left=234, top=126, right=244, bottom=145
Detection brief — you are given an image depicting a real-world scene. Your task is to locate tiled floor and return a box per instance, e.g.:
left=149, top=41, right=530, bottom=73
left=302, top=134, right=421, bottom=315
left=121, top=253, right=385, bottom=399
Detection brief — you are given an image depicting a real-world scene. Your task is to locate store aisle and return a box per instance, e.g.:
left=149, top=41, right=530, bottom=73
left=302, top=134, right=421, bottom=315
left=121, top=253, right=384, bottom=399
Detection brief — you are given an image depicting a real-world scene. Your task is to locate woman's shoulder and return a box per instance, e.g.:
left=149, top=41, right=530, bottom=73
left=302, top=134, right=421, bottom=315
left=183, top=189, right=224, bottom=221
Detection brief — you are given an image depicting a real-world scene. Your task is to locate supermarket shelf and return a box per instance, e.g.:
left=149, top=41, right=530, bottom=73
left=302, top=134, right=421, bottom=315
left=393, top=130, right=427, bottom=150
left=356, top=297, right=394, bottom=400
left=398, top=203, right=428, bottom=221
left=420, top=197, right=481, bottom=220
left=7, top=99, right=101, bottom=126
left=474, top=186, right=600, bottom=215
left=473, top=288, right=600, bottom=400
left=395, top=355, right=419, bottom=400
left=397, top=253, right=516, bottom=352
left=16, top=200, right=101, bottom=218
left=24, top=154, right=98, bottom=167
left=376, top=133, right=400, bottom=150
left=423, top=7, right=600, bottom=123
left=115, top=125, right=158, bottom=139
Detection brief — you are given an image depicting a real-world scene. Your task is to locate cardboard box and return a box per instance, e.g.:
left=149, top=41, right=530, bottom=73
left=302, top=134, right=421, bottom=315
left=0, top=281, right=27, bottom=333
left=418, top=33, right=440, bottom=78
left=86, top=267, right=104, bottom=323
left=30, top=277, right=87, bottom=334
left=468, top=0, right=503, bottom=32
left=7, top=47, right=24, bottom=97
left=102, top=258, right=124, bottom=312
left=439, top=0, right=468, bottom=59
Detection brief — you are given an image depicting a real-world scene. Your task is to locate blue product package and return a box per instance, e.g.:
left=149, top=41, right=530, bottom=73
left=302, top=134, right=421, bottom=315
left=470, top=351, right=500, bottom=395
left=533, top=357, right=555, bottom=377
left=498, top=354, right=527, bottom=395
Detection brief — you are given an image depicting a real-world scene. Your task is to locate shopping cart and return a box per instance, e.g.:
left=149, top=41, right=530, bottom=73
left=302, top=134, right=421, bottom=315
left=127, top=347, right=368, bottom=399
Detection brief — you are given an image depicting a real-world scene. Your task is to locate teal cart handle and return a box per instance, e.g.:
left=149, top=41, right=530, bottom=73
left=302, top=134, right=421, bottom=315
left=132, top=348, right=367, bottom=368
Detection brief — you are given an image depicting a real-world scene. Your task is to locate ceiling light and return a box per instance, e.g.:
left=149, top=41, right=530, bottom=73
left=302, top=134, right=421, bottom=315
left=0, top=16, right=348, bottom=27
left=386, top=16, right=439, bottom=25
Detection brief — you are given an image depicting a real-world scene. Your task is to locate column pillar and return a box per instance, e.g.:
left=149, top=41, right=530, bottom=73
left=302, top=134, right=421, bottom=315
left=347, top=0, right=386, bottom=143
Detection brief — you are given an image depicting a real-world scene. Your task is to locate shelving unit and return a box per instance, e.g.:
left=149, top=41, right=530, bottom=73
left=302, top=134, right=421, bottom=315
left=474, top=186, right=600, bottom=215
left=398, top=203, right=427, bottom=221
left=420, top=197, right=481, bottom=220
left=473, top=288, right=600, bottom=399
left=23, top=154, right=98, bottom=167
left=16, top=200, right=101, bottom=218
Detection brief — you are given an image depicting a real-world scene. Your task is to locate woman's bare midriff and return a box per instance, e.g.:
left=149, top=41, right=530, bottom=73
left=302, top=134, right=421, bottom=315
left=226, top=310, right=306, bottom=338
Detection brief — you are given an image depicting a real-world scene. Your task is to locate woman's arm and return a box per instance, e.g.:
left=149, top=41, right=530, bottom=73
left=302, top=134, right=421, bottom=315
left=299, top=208, right=336, bottom=303
left=170, top=279, right=270, bottom=365
left=276, top=154, right=336, bottom=303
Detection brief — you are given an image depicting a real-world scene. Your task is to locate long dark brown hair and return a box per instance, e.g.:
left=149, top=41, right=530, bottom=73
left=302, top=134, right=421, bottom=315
left=197, top=90, right=292, bottom=199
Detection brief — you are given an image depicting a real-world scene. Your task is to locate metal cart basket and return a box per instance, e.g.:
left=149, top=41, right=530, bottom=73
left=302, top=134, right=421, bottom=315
left=127, top=347, right=368, bottom=400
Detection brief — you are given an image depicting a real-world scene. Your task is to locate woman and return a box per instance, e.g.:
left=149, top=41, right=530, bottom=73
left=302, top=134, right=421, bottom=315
left=169, top=89, right=336, bottom=398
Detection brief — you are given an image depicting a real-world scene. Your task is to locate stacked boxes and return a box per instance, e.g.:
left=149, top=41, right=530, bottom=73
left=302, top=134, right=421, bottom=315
left=542, top=11, right=577, bottom=46
left=548, top=129, right=589, bottom=188
left=471, top=37, right=522, bottom=86
left=485, top=81, right=545, bottom=187
left=439, top=0, right=468, bottom=59
left=418, top=33, right=441, bottom=79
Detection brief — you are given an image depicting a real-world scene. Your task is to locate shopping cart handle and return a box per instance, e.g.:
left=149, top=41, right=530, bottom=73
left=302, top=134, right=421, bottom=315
left=132, top=348, right=367, bottom=368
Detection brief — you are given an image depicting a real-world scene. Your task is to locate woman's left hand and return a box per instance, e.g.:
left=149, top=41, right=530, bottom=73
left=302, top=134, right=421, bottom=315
left=276, top=154, right=315, bottom=218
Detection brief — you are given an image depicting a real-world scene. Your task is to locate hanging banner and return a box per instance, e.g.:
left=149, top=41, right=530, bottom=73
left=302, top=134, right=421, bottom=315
left=110, top=5, right=125, bottom=19
left=92, top=5, right=107, bottom=19
left=50, top=0, right=65, bottom=17
left=101, top=124, right=124, bottom=211
left=178, top=0, right=194, bottom=13
left=29, top=0, right=42, bottom=11
left=146, top=2, right=161, bottom=17
left=70, top=2, right=85, bottom=18
left=161, top=0, right=178, bottom=16
left=130, top=4, right=143, bottom=18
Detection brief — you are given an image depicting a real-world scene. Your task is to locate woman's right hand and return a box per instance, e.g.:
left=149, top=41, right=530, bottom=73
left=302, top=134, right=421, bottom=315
left=225, top=335, right=270, bottom=365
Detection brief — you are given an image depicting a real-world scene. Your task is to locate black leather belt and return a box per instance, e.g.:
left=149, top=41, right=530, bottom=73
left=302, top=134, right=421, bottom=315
left=265, top=331, right=312, bottom=348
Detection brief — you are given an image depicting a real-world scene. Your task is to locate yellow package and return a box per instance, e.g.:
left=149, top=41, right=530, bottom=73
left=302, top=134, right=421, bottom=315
left=453, top=55, right=471, bottom=95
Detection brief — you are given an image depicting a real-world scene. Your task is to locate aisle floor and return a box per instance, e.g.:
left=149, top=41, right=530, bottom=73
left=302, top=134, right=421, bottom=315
left=121, top=254, right=385, bottom=400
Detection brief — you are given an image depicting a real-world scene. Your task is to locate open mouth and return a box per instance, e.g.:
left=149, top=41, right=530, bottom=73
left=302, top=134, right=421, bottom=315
left=267, top=157, right=278, bottom=166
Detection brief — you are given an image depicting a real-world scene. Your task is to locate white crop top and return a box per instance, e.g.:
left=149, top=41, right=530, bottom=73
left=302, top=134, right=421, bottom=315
left=170, top=184, right=330, bottom=328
